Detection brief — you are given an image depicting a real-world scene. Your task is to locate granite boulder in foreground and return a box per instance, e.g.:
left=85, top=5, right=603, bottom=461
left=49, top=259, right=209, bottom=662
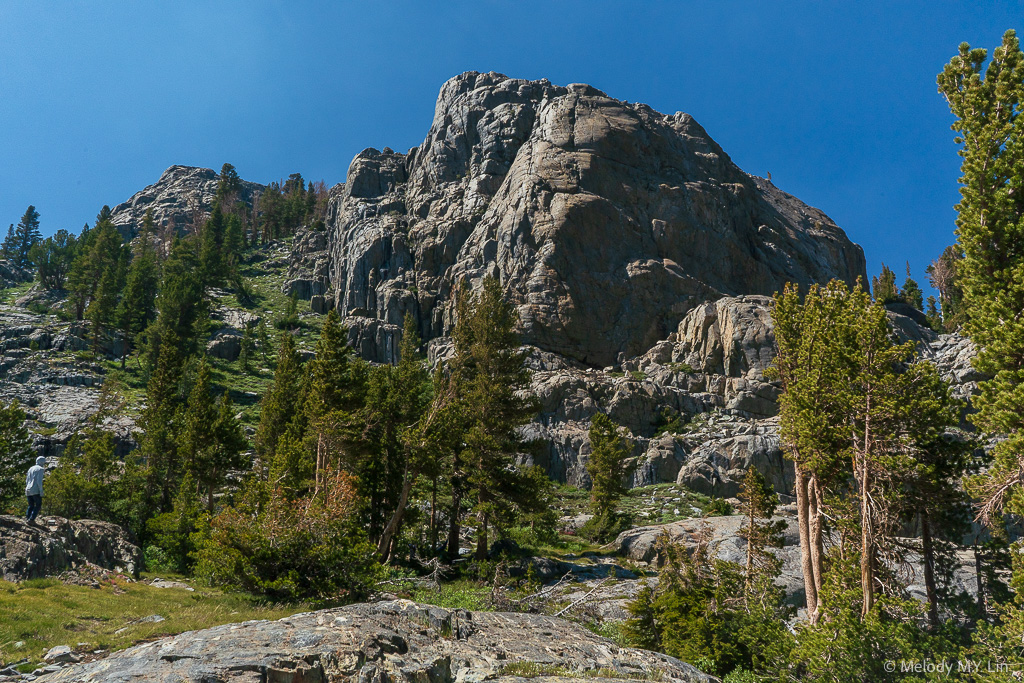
left=43, top=600, right=717, bottom=682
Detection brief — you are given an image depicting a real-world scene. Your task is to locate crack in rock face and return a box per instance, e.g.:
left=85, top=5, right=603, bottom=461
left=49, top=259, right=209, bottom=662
left=46, top=600, right=717, bottom=682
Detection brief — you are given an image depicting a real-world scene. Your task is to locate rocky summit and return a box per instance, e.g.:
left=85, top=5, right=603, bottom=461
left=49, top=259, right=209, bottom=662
left=109, top=165, right=264, bottom=240
left=317, top=71, right=866, bottom=368
left=44, top=600, right=715, bottom=683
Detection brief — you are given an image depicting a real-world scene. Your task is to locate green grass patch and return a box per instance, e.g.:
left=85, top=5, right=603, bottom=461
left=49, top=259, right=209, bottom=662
left=499, top=661, right=664, bottom=681
left=0, top=577, right=307, bottom=668
left=619, top=483, right=715, bottom=525
left=666, top=362, right=695, bottom=374
left=404, top=580, right=492, bottom=611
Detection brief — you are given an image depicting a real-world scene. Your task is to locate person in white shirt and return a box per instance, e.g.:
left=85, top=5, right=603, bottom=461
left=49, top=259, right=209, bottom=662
left=25, top=456, right=46, bottom=523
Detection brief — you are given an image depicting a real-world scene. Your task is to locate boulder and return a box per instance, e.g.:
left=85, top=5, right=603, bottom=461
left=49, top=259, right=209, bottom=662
left=52, top=600, right=716, bottom=682
left=43, top=646, right=80, bottom=664
left=0, top=515, right=141, bottom=582
left=206, top=330, right=242, bottom=361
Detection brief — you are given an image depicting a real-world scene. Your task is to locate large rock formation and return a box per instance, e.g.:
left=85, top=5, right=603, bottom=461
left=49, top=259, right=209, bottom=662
left=521, top=294, right=982, bottom=495
left=109, top=165, right=264, bottom=240
left=0, top=515, right=141, bottom=582
left=613, top=515, right=979, bottom=610
left=48, top=600, right=715, bottom=682
left=319, top=71, right=866, bottom=367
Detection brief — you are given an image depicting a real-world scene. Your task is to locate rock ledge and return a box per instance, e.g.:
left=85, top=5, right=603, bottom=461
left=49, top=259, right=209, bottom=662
left=46, top=600, right=716, bottom=682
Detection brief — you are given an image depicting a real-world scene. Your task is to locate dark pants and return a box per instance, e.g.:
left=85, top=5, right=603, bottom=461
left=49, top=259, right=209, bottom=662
left=26, top=494, right=41, bottom=522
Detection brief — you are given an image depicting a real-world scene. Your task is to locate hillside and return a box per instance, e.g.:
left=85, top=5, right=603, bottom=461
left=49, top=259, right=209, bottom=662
left=0, top=71, right=992, bottom=682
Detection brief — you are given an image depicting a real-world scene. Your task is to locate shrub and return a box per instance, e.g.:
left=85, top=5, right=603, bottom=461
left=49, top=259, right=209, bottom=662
left=578, top=510, right=632, bottom=543
left=705, top=497, right=733, bottom=516
left=195, top=470, right=379, bottom=604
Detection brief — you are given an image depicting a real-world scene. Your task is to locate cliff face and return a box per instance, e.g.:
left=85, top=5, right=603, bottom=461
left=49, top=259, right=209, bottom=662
left=324, top=71, right=866, bottom=367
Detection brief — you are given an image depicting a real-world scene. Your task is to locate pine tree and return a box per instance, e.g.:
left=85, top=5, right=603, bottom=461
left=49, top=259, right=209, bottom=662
left=737, top=469, right=786, bottom=601
left=772, top=279, right=965, bottom=627
left=938, top=29, right=1024, bottom=523
left=938, top=30, right=1024, bottom=662
left=68, top=214, right=123, bottom=324
left=224, top=213, right=244, bottom=264
left=199, top=204, right=226, bottom=286
left=179, top=360, right=247, bottom=511
left=303, top=310, right=364, bottom=493
left=216, top=163, right=242, bottom=203
left=361, top=314, right=434, bottom=558
left=150, top=237, right=206, bottom=360
left=769, top=280, right=858, bottom=625
left=116, top=210, right=159, bottom=367
left=137, top=334, right=187, bottom=513
left=449, top=278, right=541, bottom=560
left=586, top=413, right=634, bottom=516
left=900, top=262, right=924, bottom=311
left=238, top=324, right=255, bottom=372
left=0, top=400, right=33, bottom=510
left=254, top=333, right=305, bottom=475
left=871, top=263, right=899, bottom=304
left=30, top=229, right=77, bottom=290
left=147, top=470, right=203, bottom=573
left=256, top=319, right=271, bottom=363
left=927, top=245, right=966, bottom=331
left=580, top=412, right=635, bottom=541
left=1, top=225, right=15, bottom=263
left=925, top=295, right=942, bottom=331
left=4, top=206, right=42, bottom=268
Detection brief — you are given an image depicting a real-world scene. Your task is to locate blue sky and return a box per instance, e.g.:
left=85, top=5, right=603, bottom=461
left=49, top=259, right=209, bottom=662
left=0, top=2, right=1019, bottom=290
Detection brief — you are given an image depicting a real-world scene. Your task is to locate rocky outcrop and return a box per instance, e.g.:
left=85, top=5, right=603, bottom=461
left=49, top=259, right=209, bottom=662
left=0, top=260, right=32, bottom=289
left=520, top=296, right=785, bottom=491
left=283, top=224, right=334, bottom=302
left=0, top=304, right=136, bottom=459
left=613, top=515, right=979, bottom=610
left=0, top=515, right=141, bottom=582
left=48, top=600, right=716, bottom=682
left=323, top=72, right=866, bottom=367
left=109, top=165, right=264, bottom=240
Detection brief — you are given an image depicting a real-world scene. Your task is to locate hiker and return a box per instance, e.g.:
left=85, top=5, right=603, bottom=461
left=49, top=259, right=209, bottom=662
left=25, top=456, right=46, bottom=523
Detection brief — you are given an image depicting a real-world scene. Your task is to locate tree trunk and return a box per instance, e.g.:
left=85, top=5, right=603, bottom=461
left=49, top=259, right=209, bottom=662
left=808, top=473, right=825, bottom=620
left=745, top=498, right=755, bottom=598
left=975, top=543, right=987, bottom=619
left=429, top=478, right=438, bottom=556
left=377, top=463, right=418, bottom=563
left=860, top=455, right=874, bottom=617
left=795, top=467, right=820, bottom=625
left=921, top=513, right=939, bottom=629
left=859, top=385, right=875, bottom=619
left=313, top=432, right=325, bottom=496
left=446, top=481, right=462, bottom=560
left=475, top=509, right=489, bottom=560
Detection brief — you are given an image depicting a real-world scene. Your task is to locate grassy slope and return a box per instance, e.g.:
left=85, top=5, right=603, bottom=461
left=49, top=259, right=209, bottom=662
left=97, top=237, right=327, bottom=430
left=0, top=576, right=307, bottom=671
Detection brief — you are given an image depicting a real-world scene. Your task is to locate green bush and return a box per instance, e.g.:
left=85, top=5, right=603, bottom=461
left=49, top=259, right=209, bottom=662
left=142, top=545, right=177, bottom=573
left=624, top=532, right=794, bottom=678
left=705, top=497, right=733, bottom=516
left=195, top=472, right=379, bottom=604
left=578, top=510, right=632, bottom=543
